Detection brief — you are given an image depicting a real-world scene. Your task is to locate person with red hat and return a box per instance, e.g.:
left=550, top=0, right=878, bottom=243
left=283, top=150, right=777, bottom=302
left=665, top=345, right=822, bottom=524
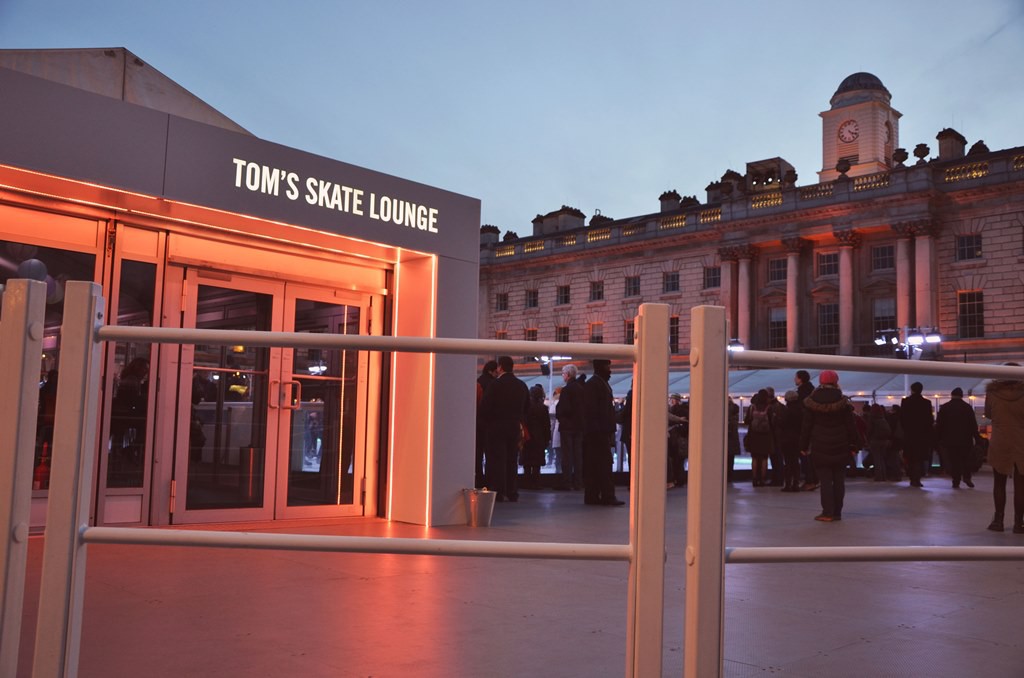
left=799, top=370, right=861, bottom=522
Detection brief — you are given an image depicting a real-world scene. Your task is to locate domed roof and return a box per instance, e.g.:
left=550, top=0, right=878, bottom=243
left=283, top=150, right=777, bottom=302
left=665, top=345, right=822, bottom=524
left=834, top=72, right=890, bottom=97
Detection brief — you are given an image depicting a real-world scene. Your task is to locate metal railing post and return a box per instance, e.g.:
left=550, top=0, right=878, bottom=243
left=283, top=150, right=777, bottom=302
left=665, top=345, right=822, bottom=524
left=625, top=303, right=669, bottom=677
left=32, top=282, right=105, bottom=678
left=0, top=280, right=47, bottom=677
left=684, top=305, right=728, bottom=678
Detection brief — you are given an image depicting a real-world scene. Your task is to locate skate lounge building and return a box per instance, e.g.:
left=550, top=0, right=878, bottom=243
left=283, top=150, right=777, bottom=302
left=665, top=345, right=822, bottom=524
left=0, top=49, right=481, bottom=530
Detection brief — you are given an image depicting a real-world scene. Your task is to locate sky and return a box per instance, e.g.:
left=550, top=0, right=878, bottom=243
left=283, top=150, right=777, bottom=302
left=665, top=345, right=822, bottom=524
left=1, top=1, right=1023, bottom=237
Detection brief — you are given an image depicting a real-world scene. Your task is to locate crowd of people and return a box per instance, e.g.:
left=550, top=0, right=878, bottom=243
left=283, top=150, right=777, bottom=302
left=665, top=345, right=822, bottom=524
left=476, top=358, right=1024, bottom=532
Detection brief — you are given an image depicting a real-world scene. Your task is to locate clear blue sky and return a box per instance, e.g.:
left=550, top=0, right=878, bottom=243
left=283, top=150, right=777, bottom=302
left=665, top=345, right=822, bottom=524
left=2, top=1, right=1022, bottom=236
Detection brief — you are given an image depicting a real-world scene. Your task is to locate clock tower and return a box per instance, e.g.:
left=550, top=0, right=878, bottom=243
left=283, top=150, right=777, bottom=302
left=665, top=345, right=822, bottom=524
left=818, top=72, right=901, bottom=182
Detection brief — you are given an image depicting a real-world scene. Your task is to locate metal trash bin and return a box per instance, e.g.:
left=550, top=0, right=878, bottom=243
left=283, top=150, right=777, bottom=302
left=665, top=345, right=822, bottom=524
left=463, top=488, right=496, bottom=527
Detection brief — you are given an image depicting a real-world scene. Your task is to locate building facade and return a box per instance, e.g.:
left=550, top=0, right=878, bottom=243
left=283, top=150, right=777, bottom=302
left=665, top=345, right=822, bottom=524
left=479, top=73, right=1024, bottom=375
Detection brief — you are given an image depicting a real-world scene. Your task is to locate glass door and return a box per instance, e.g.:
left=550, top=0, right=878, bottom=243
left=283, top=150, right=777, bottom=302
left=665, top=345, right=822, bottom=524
left=276, top=285, right=370, bottom=519
left=174, top=271, right=283, bottom=523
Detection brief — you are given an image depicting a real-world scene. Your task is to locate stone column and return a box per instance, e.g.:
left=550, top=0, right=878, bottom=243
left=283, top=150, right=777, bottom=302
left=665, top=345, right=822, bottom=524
left=782, top=237, right=804, bottom=353
left=834, top=229, right=861, bottom=355
left=735, top=245, right=756, bottom=348
left=891, top=221, right=916, bottom=332
left=717, top=247, right=740, bottom=342
left=912, top=221, right=937, bottom=330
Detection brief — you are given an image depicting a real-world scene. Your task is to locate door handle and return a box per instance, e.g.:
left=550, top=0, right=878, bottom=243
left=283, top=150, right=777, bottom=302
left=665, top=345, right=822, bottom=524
left=282, top=380, right=302, bottom=410
left=269, top=379, right=280, bottom=409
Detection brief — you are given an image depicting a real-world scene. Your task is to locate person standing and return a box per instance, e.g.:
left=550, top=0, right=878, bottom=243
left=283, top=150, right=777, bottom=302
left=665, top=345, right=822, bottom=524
left=900, top=382, right=935, bottom=488
left=475, top=360, right=498, bottom=489
left=765, top=387, right=786, bottom=486
left=582, top=359, right=624, bottom=506
left=521, top=384, right=551, bottom=488
left=556, top=364, right=585, bottom=491
left=936, top=387, right=980, bottom=489
left=800, top=370, right=860, bottom=522
left=479, top=356, right=528, bottom=502
left=865, top=404, right=893, bottom=482
left=984, top=365, right=1024, bottom=532
left=727, top=397, right=741, bottom=482
left=795, top=370, right=819, bottom=491
left=778, top=390, right=804, bottom=492
left=744, top=389, right=774, bottom=487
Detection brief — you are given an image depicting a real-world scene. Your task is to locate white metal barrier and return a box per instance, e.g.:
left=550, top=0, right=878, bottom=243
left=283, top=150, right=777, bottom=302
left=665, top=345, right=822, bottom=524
left=685, top=305, right=1024, bottom=678
left=0, top=281, right=670, bottom=678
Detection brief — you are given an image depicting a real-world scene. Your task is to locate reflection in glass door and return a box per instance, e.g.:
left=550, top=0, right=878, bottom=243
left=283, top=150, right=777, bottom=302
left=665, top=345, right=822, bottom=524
left=280, top=294, right=365, bottom=516
left=185, top=283, right=276, bottom=513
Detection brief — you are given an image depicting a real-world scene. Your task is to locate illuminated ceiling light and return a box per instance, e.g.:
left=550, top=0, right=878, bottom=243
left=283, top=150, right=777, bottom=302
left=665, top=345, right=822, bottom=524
left=906, top=331, right=925, bottom=346
left=727, top=339, right=745, bottom=352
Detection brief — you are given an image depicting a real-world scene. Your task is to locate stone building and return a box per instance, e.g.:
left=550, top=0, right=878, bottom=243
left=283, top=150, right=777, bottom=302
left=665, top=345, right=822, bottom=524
left=478, top=73, right=1024, bottom=375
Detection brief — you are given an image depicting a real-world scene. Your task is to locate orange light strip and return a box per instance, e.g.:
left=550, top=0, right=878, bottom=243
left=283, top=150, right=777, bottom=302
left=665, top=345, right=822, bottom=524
left=423, top=253, right=438, bottom=524
left=386, top=255, right=402, bottom=520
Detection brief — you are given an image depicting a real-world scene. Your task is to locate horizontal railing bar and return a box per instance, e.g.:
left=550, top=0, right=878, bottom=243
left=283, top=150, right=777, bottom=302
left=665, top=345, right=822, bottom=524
left=730, top=349, right=1024, bottom=380
left=96, top=326, right=636, bottom=361
left=726, top=545, right=1024, bottom=564
left=81, top=526, right=633, bottom=561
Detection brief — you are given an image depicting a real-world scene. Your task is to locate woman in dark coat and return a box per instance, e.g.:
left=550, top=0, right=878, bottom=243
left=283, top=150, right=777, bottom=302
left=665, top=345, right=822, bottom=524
left=778, top=390, right=804, bottom=492
left=521, top=384, right=552, bottom=488
left=799, top=370, right=861, bottom=521
left=744, top=389, right=774, bottom=487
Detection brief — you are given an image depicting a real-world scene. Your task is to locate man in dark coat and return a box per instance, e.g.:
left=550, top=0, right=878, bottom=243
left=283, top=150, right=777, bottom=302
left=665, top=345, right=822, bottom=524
left=582, top=359, right=624, bottom=506
left=555, top=363, right=586, bottom=491
left=936, top=387, right=980, bottom=488
left=475, top=360, right=498, bottom=488
left=795, top=370, right=818, bottom=490
left=479, top=355, right=528, bottom=502
left=900, top=381, right=935, bottom=488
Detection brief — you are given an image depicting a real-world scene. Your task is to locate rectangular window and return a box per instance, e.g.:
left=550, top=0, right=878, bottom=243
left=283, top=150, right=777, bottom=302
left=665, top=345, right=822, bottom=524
left=495, top=292, right=509, bottom=312
left=624, top=319, right=635, bottom=345
left=669, top=316, right=680, bottom=354
left=662, top=271, right=680, bottom=293
left=589, top=322, right=604, bottom=344
left=556, top=285, right=571, bottom=305
left=817, top=303, right=839, bottom=346
left=555, top=326, right=570, bottom=343
left=767, top=258, right=787, bottom=282
left=872, top=298, right=896, bottom=335
left=956, top=234, right=983, bottom=261
left=958, top=291, right=985, bottom=338
left=871, top=244, right=895, bottom=271
left=525, top=289, right=539, bottom=308
left=817, top=252, right=839, bottom=277
left=495, top=330, right=508, bottom=341
left=624, top=276, right=641, bottom=297
left=589, top=280, right=604, bottom=302
left=768, top=307, right=787, bottom=350
left=703, top=266, right=721, bottom=289
left=525, top=328, right=538, bottom=342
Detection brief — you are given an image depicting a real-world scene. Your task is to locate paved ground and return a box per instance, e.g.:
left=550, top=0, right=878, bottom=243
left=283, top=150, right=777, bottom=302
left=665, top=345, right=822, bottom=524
left=16, top=470, right=1024, bottom=677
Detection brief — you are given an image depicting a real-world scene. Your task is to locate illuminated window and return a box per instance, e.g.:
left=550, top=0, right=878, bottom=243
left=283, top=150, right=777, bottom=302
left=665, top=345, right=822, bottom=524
left=703, top=266, right=721, bottom=289
left=956, top=234, right=983, bottom=261
left=817, top=303, right=839, bottom=345
left=871, top=245, right=894, bottom=271
left=768, top=307, right=787, bottom=349
left=624, top=276, right=640, bottom=297
left=495, top=293, right=509, bottom=312
left=525, top=328, right=538, bottom=342
left=525, top=289, right=539, bottom=308
left=662, top=272, right=680, bottom=293
left=767, top=258, right=787, bottom=282
left=816, top=252, right=839, bottom=277
left=555, top=326, right=570, bottom=342
left=589, top=323, right=604, bottom=344
left=556, top=285, right=571, bottom=305
left=669, top=316, right=680, bottom=353
left=495, top=330, right=508, bottom=340
left=624, top=319, right=635, bottom=345
left=589, top=281, right=604, bottom=302
left=958, top=291, right=984, bottom=338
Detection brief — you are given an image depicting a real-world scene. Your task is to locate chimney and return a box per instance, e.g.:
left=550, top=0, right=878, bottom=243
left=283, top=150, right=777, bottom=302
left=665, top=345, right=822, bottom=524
left=936, top=128, right=967, bottom=162
left=480, top=224, right=500, bottom=247
left=659, top=190, right=681, bottom=212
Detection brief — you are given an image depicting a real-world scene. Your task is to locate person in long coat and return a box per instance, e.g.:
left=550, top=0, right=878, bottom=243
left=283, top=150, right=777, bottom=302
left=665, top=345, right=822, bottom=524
left=582, top=359, right=623, bottom=506
left=521, top=384, right=552, bottom=488
left=935, top=387, right=980, bottom=489
left=479, top=355, right=529, bottom=502
left=744, top=389, right=774, bottom=487
left=900, top=381, right=935, bottom=487
left=984, top=365, right=1024, bottom=532
left=800, top=370, right=860, bottom=522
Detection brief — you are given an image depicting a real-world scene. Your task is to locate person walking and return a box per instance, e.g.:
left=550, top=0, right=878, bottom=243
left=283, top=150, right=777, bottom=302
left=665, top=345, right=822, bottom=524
left=984, top=365, right=1024, bottom=532
left=936, top=387, right=980, bottom=489
left=900, top=382, right=935, bottom=488
left=800, top=370, right=860, bottom=522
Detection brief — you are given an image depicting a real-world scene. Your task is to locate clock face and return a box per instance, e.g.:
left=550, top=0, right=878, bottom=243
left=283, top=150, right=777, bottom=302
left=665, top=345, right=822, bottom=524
left=838, top=119, right=859, bottom=143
